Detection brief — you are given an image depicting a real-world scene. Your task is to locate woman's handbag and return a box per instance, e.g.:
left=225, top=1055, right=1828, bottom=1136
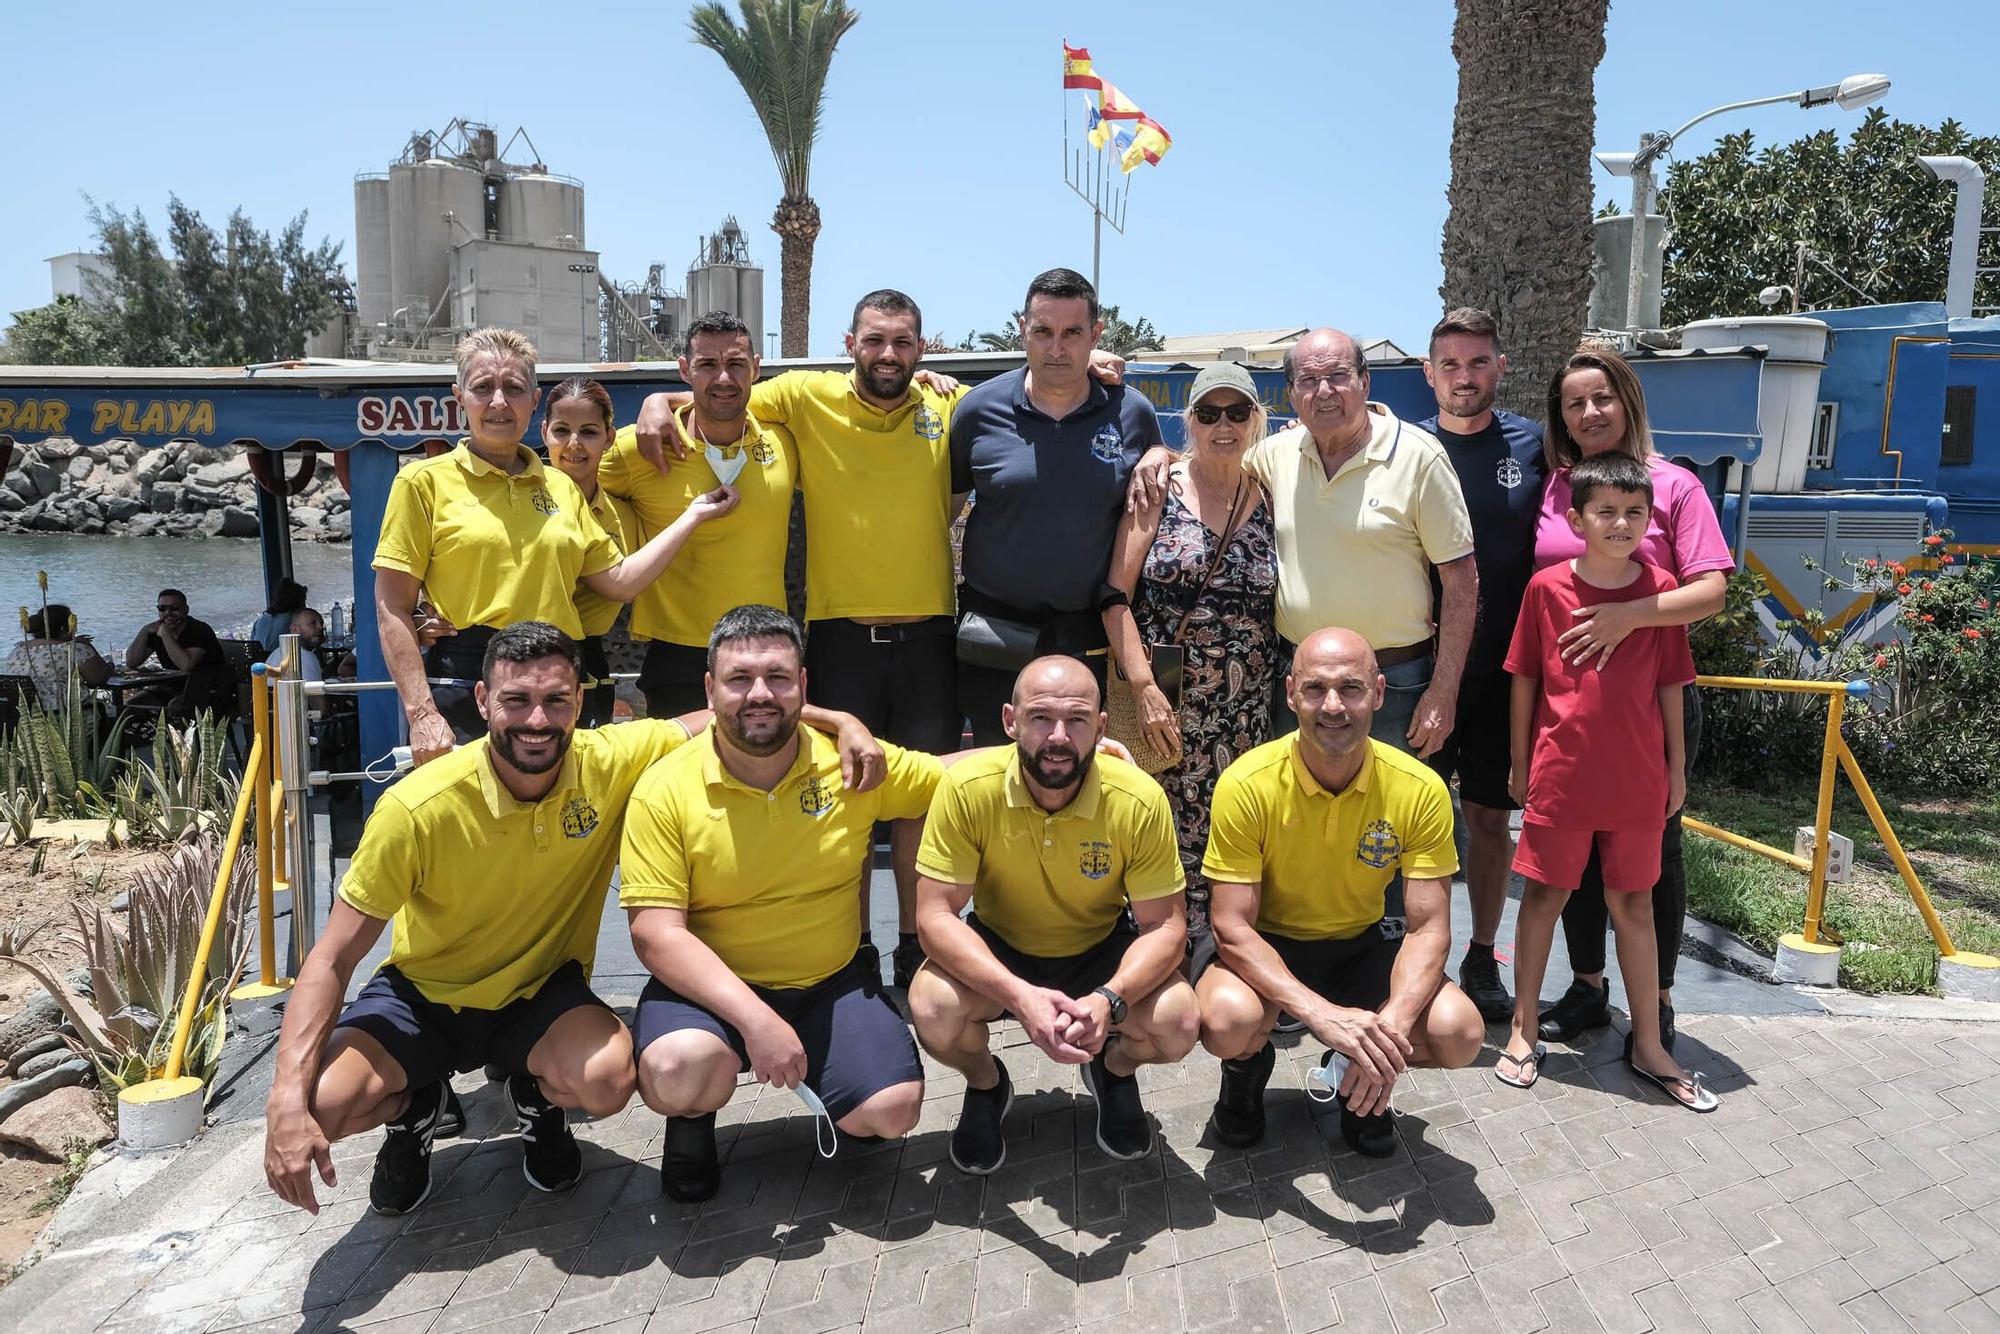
left=1104, top=478, right=1247, bottom=775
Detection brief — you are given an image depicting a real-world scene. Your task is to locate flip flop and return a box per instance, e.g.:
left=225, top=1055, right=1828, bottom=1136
left=1628, top=1060, right=1719, bottom=1113
left=1494, top=1043, right=1546, bottom=1089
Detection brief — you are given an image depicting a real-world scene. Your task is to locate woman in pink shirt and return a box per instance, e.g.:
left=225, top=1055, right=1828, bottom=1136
left=1528, top=347, right=1733, bottom=1055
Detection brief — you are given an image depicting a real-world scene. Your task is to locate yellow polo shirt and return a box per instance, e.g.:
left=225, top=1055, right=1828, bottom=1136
left=916, top=747, right=1185, bottom=958
left=339, top=718, right=692, bottom=1010
left=373, top=443, right=620, bottom=639
left=619, top=729, right=942, bottom=989
left=1242, top=404, right=1474, bottom=650
left=598, top=407, right=798, bottom=647
left=1202, top=735, right=1457, bottom=942
left=750, top=370, right=962, bottom=621
left=574, top=488, right=642, bottom=638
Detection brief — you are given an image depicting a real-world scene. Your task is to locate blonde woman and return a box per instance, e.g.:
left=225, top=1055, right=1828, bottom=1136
left=1103, top=363, right=1279, bottom=943
left=373, top=328, right=737, bottom=764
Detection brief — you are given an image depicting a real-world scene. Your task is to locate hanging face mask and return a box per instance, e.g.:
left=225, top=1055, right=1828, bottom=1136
left=705, top=442, right=748, bottom=486
left=1306, top=1050, right=1350, bottom=1105
left=793, top=1082, right=838, bottom=1159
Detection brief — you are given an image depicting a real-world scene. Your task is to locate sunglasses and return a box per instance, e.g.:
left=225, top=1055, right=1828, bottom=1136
left=1191, top=402, right=1256, bottom=425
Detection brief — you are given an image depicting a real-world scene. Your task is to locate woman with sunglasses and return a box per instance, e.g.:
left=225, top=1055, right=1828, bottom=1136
left=1103, top=363, right=1280, bottom=947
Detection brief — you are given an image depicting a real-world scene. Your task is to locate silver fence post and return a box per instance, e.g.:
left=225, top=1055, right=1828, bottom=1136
left=274, top=633, right=316, bottom=973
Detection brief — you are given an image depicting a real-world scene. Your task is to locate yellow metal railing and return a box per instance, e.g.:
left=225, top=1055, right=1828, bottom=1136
left=1687, top=674, right=1973, bottom=962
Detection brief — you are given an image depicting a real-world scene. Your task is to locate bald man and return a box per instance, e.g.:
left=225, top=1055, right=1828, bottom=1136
left=910, top=656, right=1198, bottom=1174
left=1195, top=628, right=1481, bottom=1159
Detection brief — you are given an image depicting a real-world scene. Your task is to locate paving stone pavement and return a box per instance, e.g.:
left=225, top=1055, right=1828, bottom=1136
left=5, top=1006, right=2000, bottom=1333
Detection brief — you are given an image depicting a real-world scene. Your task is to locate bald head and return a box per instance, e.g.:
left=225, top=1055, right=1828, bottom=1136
left=1286, top=626, right=1382, bottom=767
left=1286, top=329, right=1372, bottom=450
left=1012, top=655, right=1101, bottom=711
left=1289, top=328, right=1364, bottom=373
left=1005, top=655, right=1102, bottom=799
left=1294, top=627, right=1377, bottom=679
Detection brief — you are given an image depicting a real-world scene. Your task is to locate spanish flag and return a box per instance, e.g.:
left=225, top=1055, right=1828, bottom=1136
left=1120, top=116, right=1173, bottom=173
left=1063, top=42, right=1099, bottom=91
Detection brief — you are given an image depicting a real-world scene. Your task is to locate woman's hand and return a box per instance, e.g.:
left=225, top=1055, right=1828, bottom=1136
left=1558, top=599, right=1643, bottom=668
left=1138, top=681, right=1180, bottom=758
left=687, top=484, right=740, bottom=523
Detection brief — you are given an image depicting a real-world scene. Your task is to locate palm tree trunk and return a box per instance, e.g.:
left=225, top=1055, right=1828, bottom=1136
left=772, top=195, right=821, bottom=359
left=1441, top=0, right=1609, bottom=417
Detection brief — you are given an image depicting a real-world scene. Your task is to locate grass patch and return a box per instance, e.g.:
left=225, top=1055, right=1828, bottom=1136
left=28, top=1137, right=93, bottom=1217
left=1685, top=780, right=2000, bottom=994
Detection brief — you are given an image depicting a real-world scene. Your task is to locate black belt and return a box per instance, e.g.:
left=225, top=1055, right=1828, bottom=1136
left=427, top=625, right=499, bottom=661
left=820, top=616, right=954, bottom=645
left=1376, top=640, right=1434, bottom=669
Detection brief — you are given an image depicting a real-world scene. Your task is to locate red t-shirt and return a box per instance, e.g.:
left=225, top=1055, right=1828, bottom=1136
left=1503, top=561, right=1696, bottom=830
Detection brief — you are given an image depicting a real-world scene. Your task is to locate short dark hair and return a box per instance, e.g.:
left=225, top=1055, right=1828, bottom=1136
left=1567, top=451, right=1654, bottom=509
left=481, top=620, right=581, bottom=685
left=27, top=604, right=71, bottom=639
left=683, top=311, right=753, bottom=358
left=851, top=289, right=922, bottom=337
left=706, top=604, right=805, bottom=672
left=157, top=588, right=188, bottom=607
left=1022, top=268, right=1098, bottom=323
left=1429, top=307, right=1500, bottom=355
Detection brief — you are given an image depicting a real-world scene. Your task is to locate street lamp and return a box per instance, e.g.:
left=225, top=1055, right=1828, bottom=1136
left=1597, top=73, right=1891, bottom=330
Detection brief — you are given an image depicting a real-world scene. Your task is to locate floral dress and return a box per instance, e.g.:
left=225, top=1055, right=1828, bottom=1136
left=1131, top=489, right=1280, bottom=913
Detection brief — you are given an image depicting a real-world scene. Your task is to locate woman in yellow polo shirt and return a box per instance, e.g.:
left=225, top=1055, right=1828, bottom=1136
left=374, top=328, right=738, bottom=764
left=543, top=375, right=643, bottom=728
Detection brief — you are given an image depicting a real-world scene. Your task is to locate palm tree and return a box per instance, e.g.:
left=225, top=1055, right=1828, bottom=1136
left=690, top=0, right=860, bottom=357
left=1439, top=0, right=1609, bottom=415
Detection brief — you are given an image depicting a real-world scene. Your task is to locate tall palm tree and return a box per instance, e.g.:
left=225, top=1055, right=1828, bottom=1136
left=690, top=0, right=860, bottom=357
left=1439, top=0, right=1609, bottom=415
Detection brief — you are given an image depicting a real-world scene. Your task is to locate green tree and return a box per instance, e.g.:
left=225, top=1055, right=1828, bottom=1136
left=7, top=197, right=344, bottom=367
left=690, top=0, right=860, bottom=357
left=972, top=304, right=1158, bottom=356
left=1656, top=111, right=2000, bottom=324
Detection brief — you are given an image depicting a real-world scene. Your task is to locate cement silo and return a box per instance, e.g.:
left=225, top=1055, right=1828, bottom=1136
left=501, top=173, right=585, bottom=246
left=388, top=156, right=485, bottom=333
left=685, top=218, right=765, bottom=351
left=353, top=174, right=393, bottom=332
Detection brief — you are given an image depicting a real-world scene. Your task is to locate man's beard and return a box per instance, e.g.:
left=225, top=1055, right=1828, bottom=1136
left=859, top=359, right=916, bottom=400
left=1442, top=388, right=1494, bottom=420
left=1018, top=737, right=1093, bottom=790
left=491, top=724, right=571, bottom=775
left=718, top=701, right=800, bottom=756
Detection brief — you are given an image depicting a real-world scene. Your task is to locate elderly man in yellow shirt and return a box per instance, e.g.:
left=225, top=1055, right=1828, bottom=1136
left=908, top=656, right=1198, bottom=1174
left=1195, top=627, right=1483, bottom=1161
left=619, top=605, right=946, bottom=1203
left=260, top=621, right=882, bottom=1220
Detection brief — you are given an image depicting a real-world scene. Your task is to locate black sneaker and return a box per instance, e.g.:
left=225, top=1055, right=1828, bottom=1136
left=892, top=934, right=925, bottom=989
left=435, top=1084, right=466, bottom=1139
left=370, top=1081, right=443, bottom=1215
left=660, top=1112, right=721, bottom=1202
left=1622, top=1001, right=1679, bottom=1062
left=949, top=1058, right=1013, bottom=1175
left=855, top=941, right=883, bottom=985
left=1458, top=949, right=1514, bottom=1024
left=1537, top=977, right=1613, bottom=1042
left=1340, top=1099, right=1398, bottom=1159
left=508, top=1074, right=582, bottom=1193
left=1208, top=1042, right=1275, bottom=1148
left=1080, top=1047, right=1152, bottom=1160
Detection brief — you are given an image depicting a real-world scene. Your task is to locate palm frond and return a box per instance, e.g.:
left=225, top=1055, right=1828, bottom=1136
left=689, top=0, right=859, bottom=198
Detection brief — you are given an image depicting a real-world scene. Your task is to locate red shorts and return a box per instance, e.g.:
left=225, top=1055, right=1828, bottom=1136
left=1513, top=821, right=1663, bottom=893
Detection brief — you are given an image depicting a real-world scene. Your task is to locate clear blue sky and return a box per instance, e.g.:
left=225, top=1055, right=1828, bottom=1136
left=1, top=1, right=1987, bottom=357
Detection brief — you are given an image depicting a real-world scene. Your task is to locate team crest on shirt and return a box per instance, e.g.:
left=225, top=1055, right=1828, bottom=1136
left=1077, top=840, right=1113, bottom=879
left=798, top=775, right=835, bottom=817
left=750, top=439, right=778, bottom=466
left=1495, top=457, right=1524, bottom=489
left=1356, top=819, right=1401, bottom=869
left=1089, top=422, right=1123, bottom=463
left=560, top=796, right=599, bottom=839
left=914, top=404, right=944, bottom=441
left=530, top=487, right=560, bottom=516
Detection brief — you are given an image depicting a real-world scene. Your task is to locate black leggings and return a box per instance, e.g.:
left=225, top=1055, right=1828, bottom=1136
left=1559, top=683, right=1703, bottom=990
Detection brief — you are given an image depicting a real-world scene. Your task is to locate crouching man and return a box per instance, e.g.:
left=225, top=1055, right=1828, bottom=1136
left=909, top=656, right=1198, bottom=1174
left=620, top=606, right=941, bottom=1202
left=1197, top=628, right=1482, bottom=1159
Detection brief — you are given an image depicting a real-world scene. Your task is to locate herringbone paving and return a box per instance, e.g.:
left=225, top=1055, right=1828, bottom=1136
left=7, top=1009, right=2000, bottom=1332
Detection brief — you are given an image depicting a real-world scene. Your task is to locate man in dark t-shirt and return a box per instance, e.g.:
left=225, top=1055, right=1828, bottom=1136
left=949, top=267, right=1163, bottom=746
left=1417, top=309, right=1547, bottom=1023
left=124, top=587, right=235, bottom=722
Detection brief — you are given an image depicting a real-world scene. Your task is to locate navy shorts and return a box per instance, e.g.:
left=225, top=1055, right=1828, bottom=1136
left=1429, top=669, right=1516, bottom=811
left=968, top=912, right=1137, bottom=998
left=1257, top=921, right=1405, bottom=1012
left=631, top=951, right=921, bottom=1120
left=335, top=959, right=608, bottom=1090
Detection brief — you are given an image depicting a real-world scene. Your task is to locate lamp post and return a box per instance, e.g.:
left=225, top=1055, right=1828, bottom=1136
left=1597, top=73, right=1891, bottom=331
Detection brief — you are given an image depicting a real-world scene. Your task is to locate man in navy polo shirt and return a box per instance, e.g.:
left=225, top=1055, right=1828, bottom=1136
left=950, top=268, right=1164, bottom=745
left=1417, top=306, right=1547, bottom=1023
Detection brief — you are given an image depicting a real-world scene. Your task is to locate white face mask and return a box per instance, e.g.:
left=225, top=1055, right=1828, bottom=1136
left=705, top=441, right=748, bottom=486
left=1306, top=1050, right=1350, bottom=1104
left=793, top=1082, right=838, bottom=1158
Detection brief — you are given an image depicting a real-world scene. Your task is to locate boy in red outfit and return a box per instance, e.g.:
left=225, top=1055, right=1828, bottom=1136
left=1499, top=452, right=1716, bottom=1112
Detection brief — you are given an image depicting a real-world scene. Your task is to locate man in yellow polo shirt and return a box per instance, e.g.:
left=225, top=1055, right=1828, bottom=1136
left=909, top=656, right=1197, bottom=1174
left=621, top=605, right=942, bottom=1203
left=599, top=311, right=798, bottom=719
left=261, top=621, right=882, bottom=1219
left=1196, top=627, right=1483, bottom=1160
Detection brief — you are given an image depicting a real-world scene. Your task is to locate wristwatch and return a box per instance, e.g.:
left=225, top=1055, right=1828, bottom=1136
left=1092, top=986, right=1127, bottom=1025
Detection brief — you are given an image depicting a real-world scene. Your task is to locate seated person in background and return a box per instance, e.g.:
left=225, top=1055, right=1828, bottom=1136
left=124, top=588, right=236, bottom=722
left=6, top=603, right=113, bottom=711
left=264, top=608, right=357, bottom=683
left=250, top=578, right=309, bottom=654
left=909, top=656, right=1199, bottom=1174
